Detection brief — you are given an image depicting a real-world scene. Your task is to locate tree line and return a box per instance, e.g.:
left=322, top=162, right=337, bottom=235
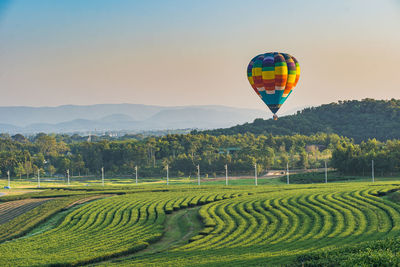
left=0, top=132, right=339, bottom=178
left=331, top=138, right=400, bottom=176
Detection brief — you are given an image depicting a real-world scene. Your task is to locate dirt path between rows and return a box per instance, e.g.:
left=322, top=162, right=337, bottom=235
left=139, top=206, right=201, bottom=255
left=180, top=210, right=196, bottom=241
left=96, top=206, right=203, bottom=266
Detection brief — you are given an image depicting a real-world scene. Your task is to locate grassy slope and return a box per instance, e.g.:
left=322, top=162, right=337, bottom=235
left=0, top=183, right=400, bottom=266
left=104, top=206, right=203, bottom=266
left=0, top=187, right=243, bottom=266
left=102, top=183, right=400, bottom=266
left=296, top=190, right=400, bottom=266
left=0, top=189, right=112, bottom=243
left=200, top=99, right=400, bottom=142
left=0, top=195, right=93, bottom=243
left=279, top=171, right=400, bottom=184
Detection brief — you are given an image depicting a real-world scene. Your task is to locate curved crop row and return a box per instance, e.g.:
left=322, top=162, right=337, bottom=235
left=179, top=186, right=400, bottom=256
left=2, top=184, right=400, bottom=267
left=97, top=183, right=400, bottom=267
left=0, top=189, right=237, bottom=266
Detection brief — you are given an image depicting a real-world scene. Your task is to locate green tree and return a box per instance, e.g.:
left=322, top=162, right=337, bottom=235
left=14, top=163, right=25, bottom=179
left=24, top=161, right=33, bottom=179
left=47, top=165, right=56, bottom=177
left=298, top=152, right=309, bottom=169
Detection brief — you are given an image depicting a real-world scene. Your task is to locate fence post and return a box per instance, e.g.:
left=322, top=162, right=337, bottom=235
left=225, top=164, right=228, bottom=186
left=166, top=164, right=169, bottom=185
left=135, top=166, right=138, bottom=184
left=372, top=160, right=374, bottom=182
left=286, top=162, right=289, bottom=185
left=197, top=164, right=200, bottom=186
left=101, top=167, right=104, bottom=186
left=254, top=163, right=258, bottom=186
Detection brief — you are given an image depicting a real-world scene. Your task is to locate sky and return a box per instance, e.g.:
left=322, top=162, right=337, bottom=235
left=0, top=0, right=399, bottom=113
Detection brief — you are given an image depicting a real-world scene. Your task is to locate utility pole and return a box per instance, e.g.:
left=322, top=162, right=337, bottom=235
left=37, top=169, right=40, bottom=188
left=197, top=164, right=200, bottom=186
left=372, top=159, right=375, bottom=182
left=7, top=170, right=10, bottom=188
left=325, top=160, right=328, bottom=183
left=225, top=164, right=228, bottom=186
left=286, top=162, right=290, bottom=185
left=135, top=166, right=138, bottom=185
left=101, top=167, right=104, bottom=186
left=67, top=169, right=70, bottom=186
left=254, top=163, right=258, bottom=186
left=166, top=164, right=169, bottom=185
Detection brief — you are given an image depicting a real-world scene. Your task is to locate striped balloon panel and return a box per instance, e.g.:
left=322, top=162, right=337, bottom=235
left=283, top=54, right=296, bottom=98
left=247, top=52, right=300, bottom=114
left=262, top=54, right=275, bottom=92
left=247, top=56, right=261, bottom=97
left=293, top=57, right=300, bottom=87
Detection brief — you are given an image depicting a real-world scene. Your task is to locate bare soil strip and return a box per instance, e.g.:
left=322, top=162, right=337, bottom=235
left=0, top=198, right=53, bottom=225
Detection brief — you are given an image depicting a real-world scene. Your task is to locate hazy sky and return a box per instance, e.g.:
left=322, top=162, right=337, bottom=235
left=0, top=0, right=399, bottom=113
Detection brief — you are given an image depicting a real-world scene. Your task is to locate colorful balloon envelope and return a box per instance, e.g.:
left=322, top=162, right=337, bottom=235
left=247, top=52, right=300, bottom=119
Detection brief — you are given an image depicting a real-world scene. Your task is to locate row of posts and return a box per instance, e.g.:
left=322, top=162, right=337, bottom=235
left=3, top=160, right=378, bottom=188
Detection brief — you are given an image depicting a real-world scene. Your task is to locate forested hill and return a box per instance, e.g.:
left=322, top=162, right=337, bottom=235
left=198, top=99, right=400, bottom=142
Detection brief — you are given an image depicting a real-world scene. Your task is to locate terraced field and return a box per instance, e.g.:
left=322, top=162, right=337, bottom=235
left=0, top=198, right=53, bottom=225
left=106, top=184, right=400, bottom=266
left=0, top=183, right=399, bottom=266
left=0, top=188, right=248, bottom=266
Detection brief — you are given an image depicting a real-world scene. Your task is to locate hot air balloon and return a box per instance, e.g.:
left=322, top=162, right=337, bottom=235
left=247, top=52, right=300, bottom=120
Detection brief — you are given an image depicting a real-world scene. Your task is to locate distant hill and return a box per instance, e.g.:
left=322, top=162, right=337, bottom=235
left=200, top=99, right=400, bottom=142
left=0, top=104, right=271, bottom=134
left=0, top=104, right=163, bottom=126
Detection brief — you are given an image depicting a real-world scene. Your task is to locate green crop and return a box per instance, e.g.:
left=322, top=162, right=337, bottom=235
left=0, top=183, right=400, bottom=266
left=106, top=183, right=400, bottom=266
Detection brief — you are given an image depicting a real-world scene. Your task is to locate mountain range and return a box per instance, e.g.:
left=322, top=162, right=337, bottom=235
left=0, top=104, right=288, bottom=134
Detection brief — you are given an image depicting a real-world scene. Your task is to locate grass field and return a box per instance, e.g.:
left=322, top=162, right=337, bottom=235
left=2, top=170, right=399, bottom=190
left=0, top=177, right=400, bottom=266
